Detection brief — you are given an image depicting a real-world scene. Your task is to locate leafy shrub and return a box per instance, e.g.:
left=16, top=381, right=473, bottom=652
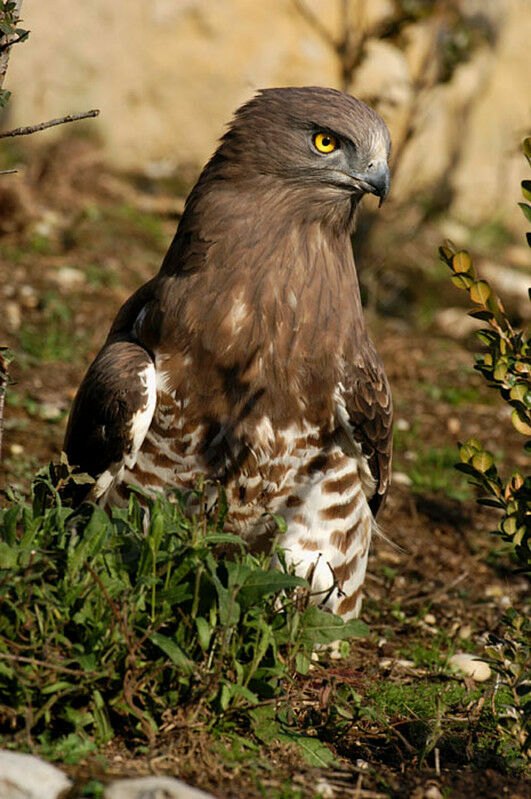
left=439, top=137, right=531, bottom=763
left=0, top=465, right=366, bottom=759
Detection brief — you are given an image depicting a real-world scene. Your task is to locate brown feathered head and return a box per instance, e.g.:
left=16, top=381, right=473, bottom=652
left=206, top=87, right=391, bottom=215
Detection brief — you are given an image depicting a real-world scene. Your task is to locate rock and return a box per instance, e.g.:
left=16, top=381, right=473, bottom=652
left=104, top=776, right=217, bottom=799
left=424, top=786, right=443, bottom=799
left=5, top=301, right=21, bottom=332
left=424, top=613, right=436, bottom=625
left=396, top=418, right=410, bottom=431
left=392, top=471, right=412, bottom=487
left=0, top=751, right=72, bottom=799
left=9, top=443, right=24, bottom=456
left=315, top=779, right=334, bottom=799
left=447, top=417, right=460, bottom=436
left=449, top=653, right=492, bottom=682
left=53, top=267, right=86, bottom=290
left=458, top=624, right=472, bottom=640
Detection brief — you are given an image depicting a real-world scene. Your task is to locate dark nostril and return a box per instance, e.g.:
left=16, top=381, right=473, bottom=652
left=367, top=161, right=374, bottom=170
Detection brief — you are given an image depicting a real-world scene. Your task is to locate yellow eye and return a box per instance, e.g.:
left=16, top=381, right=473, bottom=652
left=313, top=132, right=338, bottom=153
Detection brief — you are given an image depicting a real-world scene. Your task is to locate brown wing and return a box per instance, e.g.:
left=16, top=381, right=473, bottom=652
left=339, top=338, right=393, bottom=517
left=64, top=339, right=156, bottom=504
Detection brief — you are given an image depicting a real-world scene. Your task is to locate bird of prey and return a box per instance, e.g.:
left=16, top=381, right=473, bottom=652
left=65, top=87, right=393, bottom=621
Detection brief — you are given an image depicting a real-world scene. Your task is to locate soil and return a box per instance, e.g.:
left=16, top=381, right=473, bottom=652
left=0, top=140, right=528, bottom=799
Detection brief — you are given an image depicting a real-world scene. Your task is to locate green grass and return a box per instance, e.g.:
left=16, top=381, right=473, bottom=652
left=17, top=294, right=85, bottom=364
left=0, top=466, right=366, bottom=768
left=393, top=425, right=473, bottom=500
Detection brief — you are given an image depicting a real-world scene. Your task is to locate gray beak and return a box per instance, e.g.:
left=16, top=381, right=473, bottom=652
left=365, top=159, right=391, bottom=206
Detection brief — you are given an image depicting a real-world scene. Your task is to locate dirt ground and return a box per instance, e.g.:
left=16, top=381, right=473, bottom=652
left=0, top=139, right=528, bottom=798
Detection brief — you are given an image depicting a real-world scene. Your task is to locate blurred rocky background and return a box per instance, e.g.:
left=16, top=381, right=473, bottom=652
left=0, top=0, right=529, bottom=487
left=3, top=0, right=530, bottom=233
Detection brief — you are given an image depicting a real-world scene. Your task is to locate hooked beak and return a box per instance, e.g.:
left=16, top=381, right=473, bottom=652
left=352, top=159, right=390, bottom=206
left=365, top=159, right=391, bottom=206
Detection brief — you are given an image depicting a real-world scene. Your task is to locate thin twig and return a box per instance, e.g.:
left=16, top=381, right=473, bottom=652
left=0, top=108, right=100, bottom=139
left=0, top=651, right=100, bottom=677
left=0, top=350, right=9, bottom=461
left=0, top=30, right=28, bottom=53
left=0, top=168, right=17, bottom=175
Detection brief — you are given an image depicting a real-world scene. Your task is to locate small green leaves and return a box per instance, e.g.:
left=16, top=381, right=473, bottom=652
left=469, top=280, right=491, bottom=305
left=471, top=450, right=494, bottom=473
left=452, top=250, right=472, bottom=273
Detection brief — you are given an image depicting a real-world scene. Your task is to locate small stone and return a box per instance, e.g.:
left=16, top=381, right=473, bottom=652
left=10, top=443, right=24, bottom=456
left=5, top=301, right=21, bottom=331
left=104, top=776, right=216, bottom=799
left=449, top=653, right=491, bottom=682
left=0, top=750, right=72, bottom=799
left=424, top=613, right=436, bottom=625
left=447, top=416, right=460, bottom=435
left=396, top=659, right=416, bottom=668
left=393, top=471, right=412, bottom=487
left=396, top=418, right=410, bottom=431
left=19, top=285, right=38, bottom=309
left=39, top=403, right=63, bottom=421
left=315, top=779, right=334, bottom=798
left=458, top=624, right=472, bottom=640
left=53, top=267, right=86, bottom=290
left=425, top=786, right=443, bottom=799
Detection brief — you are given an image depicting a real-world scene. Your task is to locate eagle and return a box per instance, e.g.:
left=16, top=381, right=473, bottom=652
left=65, top=87, right=393, bottom=621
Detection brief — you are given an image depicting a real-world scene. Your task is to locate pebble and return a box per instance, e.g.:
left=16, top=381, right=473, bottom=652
left=393, top=471, right=412, bottom=486
left=424, top=786, right=443, bottom=799
left=315, top=779, right=334, bottom=798
left=0, top=750, right=72, bottom=799
left=5, top=300, right=21, bottom=331
left=449, top=653, right=491, bottom=681
left=9, top=443, right=24, bottom=456
left=53, top=267, right=86, bottom=290
left=424, top=613, right=436, bottom=625
left=396, top=418, right=410, bottom=431
left=458, top=624, right=472, bottom=639
left=104, top=776, right=216, bottom=799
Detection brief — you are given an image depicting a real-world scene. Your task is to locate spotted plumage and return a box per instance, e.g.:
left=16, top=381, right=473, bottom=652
left=65, top=86, right=393, bottom=620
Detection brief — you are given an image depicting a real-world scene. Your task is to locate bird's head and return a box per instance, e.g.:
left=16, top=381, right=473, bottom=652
left=215, top=87, right=391, bottom=219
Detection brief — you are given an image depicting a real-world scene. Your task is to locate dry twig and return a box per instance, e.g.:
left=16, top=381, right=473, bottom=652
left=0, top=108, right=100, bottom=139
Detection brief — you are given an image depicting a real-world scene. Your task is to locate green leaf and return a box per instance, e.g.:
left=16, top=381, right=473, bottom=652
left=451, top=273, right=473, bottom=290
left=0, top=541, right=18, bottom=569
left=238, top=569, right=306, bottom=607
left=195, top=617, right=212, bottom=651
left=280, top=732, right=340, bottom=768
left=452, top=251, right=472, bottom=273
left=518, top=202, right=531, bottom=222
left=299, top=606, right=368, bottom=646
left=149, top=632, right=194, bottom=675
left=522, top=180, right=531, bottom=202
left=471, top=451, right=494, bottom=473
left=524, top=137, right=531, bottom=166
left=470, top=280, right=491, bottom=305
left=511, top=408, right=531, bottom=436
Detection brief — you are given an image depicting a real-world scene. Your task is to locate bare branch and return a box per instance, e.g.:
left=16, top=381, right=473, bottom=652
left=0, top=168, right=17, bottom=174
left=0, top=30, right=29, bottom=54
left=0, top=108, right=100, bottom=139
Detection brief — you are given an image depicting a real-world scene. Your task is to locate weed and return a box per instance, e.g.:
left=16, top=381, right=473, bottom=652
left=0, top=465, right=367, bottom=766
